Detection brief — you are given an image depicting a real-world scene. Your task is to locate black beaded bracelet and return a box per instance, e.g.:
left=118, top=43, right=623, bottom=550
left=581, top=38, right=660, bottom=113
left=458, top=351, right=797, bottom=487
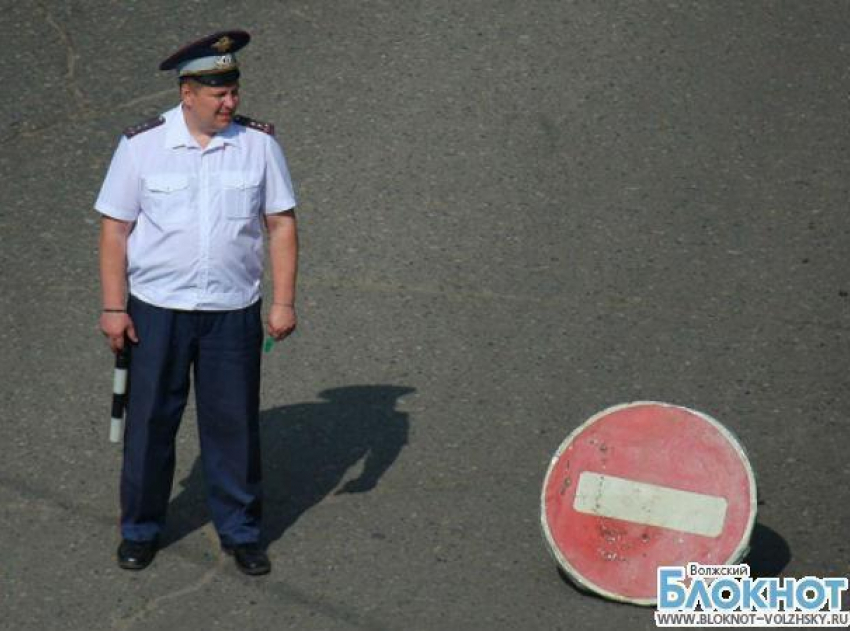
left=102, top=308, right=127, bottom=313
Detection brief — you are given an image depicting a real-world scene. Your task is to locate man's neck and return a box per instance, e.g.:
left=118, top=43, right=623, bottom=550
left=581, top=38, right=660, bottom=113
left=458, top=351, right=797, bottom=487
left=181, top=105, right=215, bottom=149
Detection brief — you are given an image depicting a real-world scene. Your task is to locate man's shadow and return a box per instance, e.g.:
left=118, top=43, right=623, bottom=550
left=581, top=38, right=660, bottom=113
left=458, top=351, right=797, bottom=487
left=161, top=385, right=414, bottom=548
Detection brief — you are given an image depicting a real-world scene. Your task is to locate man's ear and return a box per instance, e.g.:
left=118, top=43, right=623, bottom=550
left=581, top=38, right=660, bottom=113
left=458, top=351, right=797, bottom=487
left=179, top=80, right=194, bottom=104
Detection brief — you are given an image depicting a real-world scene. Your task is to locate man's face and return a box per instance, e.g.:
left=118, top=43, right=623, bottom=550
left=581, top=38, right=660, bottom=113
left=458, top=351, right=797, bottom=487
left=181, top=81, right=240, bottom=133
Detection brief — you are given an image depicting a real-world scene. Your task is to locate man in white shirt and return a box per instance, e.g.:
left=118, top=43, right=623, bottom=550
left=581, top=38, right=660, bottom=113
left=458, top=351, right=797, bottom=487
left=96, top=30, right=298, bottom=575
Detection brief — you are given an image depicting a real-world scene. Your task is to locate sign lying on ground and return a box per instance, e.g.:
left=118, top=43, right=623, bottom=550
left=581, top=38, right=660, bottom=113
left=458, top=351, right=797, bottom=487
left=541, top=401, right=757, bottom=606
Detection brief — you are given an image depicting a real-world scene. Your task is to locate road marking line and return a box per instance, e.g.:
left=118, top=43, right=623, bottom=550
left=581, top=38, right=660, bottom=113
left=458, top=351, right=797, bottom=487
left=573, top=472, right=727, bottom=537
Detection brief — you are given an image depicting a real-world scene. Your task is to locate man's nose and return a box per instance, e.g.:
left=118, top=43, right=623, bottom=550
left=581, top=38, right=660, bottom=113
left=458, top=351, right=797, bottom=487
left=223, top=94, right=238, bottom=109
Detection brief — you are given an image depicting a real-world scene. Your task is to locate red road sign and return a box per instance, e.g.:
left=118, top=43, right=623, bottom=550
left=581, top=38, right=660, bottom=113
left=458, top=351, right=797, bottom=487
left=541, top=402, right=757, bottom=606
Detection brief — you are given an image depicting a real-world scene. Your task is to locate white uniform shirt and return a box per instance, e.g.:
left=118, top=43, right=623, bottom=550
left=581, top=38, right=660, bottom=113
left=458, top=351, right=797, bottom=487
left=95, top=104, right=297, bottom=310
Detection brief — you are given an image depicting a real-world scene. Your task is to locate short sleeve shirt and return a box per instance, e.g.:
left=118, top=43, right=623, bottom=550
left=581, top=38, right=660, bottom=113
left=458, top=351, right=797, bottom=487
left=95, top=104, right=297, bottom=310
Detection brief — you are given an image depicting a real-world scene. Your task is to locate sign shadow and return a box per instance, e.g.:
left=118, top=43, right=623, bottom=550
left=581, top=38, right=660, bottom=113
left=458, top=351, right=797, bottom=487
left=743, top=522, right=791, bottom=578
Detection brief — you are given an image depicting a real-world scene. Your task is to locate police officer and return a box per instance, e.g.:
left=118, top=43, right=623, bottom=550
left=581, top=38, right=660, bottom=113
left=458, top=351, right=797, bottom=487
left=96, top=30, right=298, bottom=575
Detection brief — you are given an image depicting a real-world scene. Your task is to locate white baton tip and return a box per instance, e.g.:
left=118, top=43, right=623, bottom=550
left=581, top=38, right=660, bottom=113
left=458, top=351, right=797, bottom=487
left=109, top=417, right=124, bottom=443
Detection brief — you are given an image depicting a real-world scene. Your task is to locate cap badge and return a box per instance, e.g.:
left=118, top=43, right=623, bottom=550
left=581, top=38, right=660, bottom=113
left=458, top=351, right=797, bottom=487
left=212, top=35, right=234, bottom=53
left=214, top=54, right=235, bottom=69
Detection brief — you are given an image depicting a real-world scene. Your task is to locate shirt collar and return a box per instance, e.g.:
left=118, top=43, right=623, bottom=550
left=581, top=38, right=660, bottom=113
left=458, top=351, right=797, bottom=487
left=213, top=120, right=242, bottom=149
left=164, top=104, right=242, bottom=150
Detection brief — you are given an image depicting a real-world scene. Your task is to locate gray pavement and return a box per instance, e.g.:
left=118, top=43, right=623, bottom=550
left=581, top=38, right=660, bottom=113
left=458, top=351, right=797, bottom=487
left=2, top=1, right=849, bottom=629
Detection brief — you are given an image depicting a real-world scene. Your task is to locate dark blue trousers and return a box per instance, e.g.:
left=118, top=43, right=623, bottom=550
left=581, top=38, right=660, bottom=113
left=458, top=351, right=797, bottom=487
left=121, top=295, right=263, bottom=546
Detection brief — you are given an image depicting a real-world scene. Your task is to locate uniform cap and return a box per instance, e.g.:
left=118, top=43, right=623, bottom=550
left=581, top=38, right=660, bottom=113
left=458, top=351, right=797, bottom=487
left=160, top=30, right=250, bottom=86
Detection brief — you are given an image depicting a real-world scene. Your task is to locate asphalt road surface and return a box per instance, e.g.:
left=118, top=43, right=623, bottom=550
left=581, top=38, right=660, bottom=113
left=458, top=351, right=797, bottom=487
left=2, top=1, right=849, bottom=629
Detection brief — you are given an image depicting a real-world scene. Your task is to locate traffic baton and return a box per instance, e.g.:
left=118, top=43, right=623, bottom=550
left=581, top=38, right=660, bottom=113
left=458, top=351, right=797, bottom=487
left=109, top=343, right=130, bottom=443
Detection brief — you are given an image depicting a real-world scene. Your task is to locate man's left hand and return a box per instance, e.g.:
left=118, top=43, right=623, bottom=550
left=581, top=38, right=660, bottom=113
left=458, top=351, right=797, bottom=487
left=267, top=304, right=296, bottom=341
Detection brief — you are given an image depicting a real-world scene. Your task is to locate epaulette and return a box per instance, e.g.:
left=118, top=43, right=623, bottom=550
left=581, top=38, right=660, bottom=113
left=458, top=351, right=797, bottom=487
left=123, top=116, right=165, bottom=139
left=233, top=114, right=275, bottom=136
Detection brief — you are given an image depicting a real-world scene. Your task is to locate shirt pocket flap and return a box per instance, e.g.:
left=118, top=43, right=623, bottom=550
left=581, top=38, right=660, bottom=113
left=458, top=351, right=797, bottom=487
left=144, top=174, right=190, bottom=193
left=220, top=171, right=262, bottom=190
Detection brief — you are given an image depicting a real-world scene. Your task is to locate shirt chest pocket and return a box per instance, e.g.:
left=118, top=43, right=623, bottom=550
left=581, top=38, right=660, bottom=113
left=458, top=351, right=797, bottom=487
left=142, top=174, right=192, bottom=224
left=220, top=171, right=262, bottom=219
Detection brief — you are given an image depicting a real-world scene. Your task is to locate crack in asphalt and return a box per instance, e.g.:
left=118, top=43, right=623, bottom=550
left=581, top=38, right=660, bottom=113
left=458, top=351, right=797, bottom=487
left=4, top=7, right=174, bottom=144
left=34, top=0, right=92, bottom=115
left=115, top=88, right=178, bottom=112
left=1, top=86, right=176, bottom=143
left=111, top=545, right=226, bottom=631
left=0, top=474, right=391, bottom=631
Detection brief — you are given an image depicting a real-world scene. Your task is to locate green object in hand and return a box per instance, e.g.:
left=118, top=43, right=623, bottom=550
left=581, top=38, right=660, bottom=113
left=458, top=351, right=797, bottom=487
left=264, top=337, right=275, bottom=353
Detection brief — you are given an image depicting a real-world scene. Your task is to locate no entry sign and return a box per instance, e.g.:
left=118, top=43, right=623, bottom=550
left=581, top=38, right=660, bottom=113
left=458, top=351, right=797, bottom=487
left=541, top=402, right=757, bottom=606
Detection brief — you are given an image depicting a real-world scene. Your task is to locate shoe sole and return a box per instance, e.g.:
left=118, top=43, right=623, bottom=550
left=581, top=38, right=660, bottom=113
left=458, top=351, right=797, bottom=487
left=222, top=547, right=271, bottom=575
left=118, top=558, right=154, bottom=570
left=237, top=564, right=271, bottom=576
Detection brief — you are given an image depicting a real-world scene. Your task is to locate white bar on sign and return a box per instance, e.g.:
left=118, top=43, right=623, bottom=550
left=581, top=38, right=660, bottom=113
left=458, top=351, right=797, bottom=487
left=573, top=471, right=728, bottom=537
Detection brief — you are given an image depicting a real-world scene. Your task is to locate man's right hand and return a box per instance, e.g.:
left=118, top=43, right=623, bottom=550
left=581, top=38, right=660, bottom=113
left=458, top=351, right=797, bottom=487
left=100, top=312, right=139, bottom=352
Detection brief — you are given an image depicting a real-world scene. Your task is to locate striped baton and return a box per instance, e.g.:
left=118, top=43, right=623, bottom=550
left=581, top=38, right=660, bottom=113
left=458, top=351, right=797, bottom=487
left=109, top=344, right=130, bottom=443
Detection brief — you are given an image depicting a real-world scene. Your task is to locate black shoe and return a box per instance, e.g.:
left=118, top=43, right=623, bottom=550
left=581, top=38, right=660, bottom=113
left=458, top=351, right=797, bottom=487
left=223, top=542, right=271, bottom=576
left=117, top=538, right=158, bottom=570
